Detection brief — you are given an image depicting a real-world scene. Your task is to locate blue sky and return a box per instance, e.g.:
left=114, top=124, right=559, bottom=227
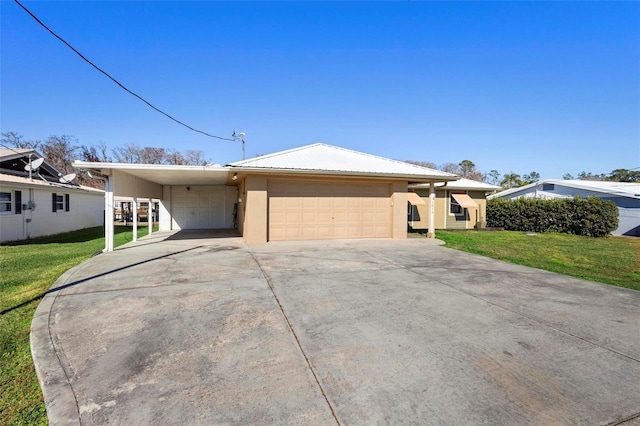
left=2, top=1, right=639, bottom=179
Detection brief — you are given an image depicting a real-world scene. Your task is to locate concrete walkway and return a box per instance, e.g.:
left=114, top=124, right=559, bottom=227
left=31, top=231, right=640, bottom=425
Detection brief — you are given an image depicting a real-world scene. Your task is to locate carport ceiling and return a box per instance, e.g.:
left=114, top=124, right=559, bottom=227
left=115, top=167, right=230, bottom=186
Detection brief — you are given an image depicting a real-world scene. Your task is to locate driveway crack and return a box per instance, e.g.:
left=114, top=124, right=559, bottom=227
left=247, top=249, right=341, bottom=426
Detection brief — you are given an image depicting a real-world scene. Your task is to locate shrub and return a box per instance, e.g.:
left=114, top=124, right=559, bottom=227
left=487, top=196, right=618, bottom=237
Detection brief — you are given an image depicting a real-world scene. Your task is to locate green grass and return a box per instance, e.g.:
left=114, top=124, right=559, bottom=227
left=0, top=225, right=158, bottom=425
left=434, top=230, right=640, bottom=291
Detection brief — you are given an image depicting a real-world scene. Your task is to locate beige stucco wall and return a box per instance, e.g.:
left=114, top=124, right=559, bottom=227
left=391, top=181, right=408, bottom=239
left=242, top=175, right=268, bottom=244
left=113, top=170, right=163, bottom=199
left=411, top=189, right=489, bottom=230
left=238, top=174, right=409, bottom=243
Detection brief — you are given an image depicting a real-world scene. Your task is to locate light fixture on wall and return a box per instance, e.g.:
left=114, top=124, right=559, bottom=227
left=232, top=173, right=238, bottom=181
left=186, top=186, right=191, bottom=192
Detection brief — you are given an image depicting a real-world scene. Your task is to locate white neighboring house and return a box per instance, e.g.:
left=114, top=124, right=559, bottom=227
left=0, top=148, right=104, bottom=243
left=488, top=179, right=640, bottom=237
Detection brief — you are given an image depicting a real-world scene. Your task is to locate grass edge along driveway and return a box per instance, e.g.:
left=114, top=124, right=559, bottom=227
left=434, top=230, right=640, bottom=291
left=0, top=225, right=156, bottom=426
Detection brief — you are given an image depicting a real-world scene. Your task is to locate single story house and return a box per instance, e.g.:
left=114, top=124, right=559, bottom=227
left=488, top=179, right=640, bottom=237
left=408, top=178, right=501, bottom=231
left=0, top=148, right=104, bottom=243
left=73, top=143, right=459, bottom=251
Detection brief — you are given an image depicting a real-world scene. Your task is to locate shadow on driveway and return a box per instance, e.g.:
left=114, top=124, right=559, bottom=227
left=31, top=236, right=640, bottom=425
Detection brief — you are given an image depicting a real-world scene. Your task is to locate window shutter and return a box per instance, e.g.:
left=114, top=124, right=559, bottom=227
left=65, top=194, right=70, bottom=212
left=15, top=191, right=22, bottom=214
left=52, top=193, right=57, bottom=212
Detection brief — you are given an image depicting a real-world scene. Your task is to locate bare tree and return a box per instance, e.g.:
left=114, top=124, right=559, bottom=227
left=405, top=160, right=438, bottom=169
left=184, top=149, right=208, bottom=166
left=42, top=135, right=79, bottom=176
left=1, top=131, right=41, bottom=150
left=139, top=147, right=168, bottom=164
left=440, top=162, right=460, bottom=174
left=112, top=143, right=142, bottom=163
left=165, top=149, right=185, bottom=165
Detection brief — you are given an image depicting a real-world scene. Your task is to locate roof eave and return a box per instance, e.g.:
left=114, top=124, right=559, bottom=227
left=228, top=166, right=460, bottom=182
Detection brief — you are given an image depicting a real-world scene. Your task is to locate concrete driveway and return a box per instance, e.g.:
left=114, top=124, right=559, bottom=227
left=31, top=230, right=640, bottom=425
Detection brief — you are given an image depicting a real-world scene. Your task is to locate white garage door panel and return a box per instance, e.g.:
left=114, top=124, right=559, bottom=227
left=268, top=180, right=390, bottom=241
left=171, top=185, right=235, bottom=230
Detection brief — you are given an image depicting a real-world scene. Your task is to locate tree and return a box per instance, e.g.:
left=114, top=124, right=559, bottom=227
left=563, top=173, right=574, bottom=180
left=1, top=131, right=41, bottom=150
left=521, top=171, right=540, bottom=184
left=458, top=160, right=476, bottom=177
left=608, top=168, right=640, bottom=182
left=487, top=170, right=501, bottom=185
left=405, top=160, right=438, bottom=170
left=440, top=162, right=460, bottom=174
left=500, top=173, right=522, bottom=189
left=42, top=135, right=79, bottom=176
left=184, top=149, right=208, bottom=166
left=578, top=171, right=606, bottom=181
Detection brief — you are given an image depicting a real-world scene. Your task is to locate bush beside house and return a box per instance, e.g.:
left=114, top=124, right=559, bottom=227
left=487, top=197, right=618, bottom=237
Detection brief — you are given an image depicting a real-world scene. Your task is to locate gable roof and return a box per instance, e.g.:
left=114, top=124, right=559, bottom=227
left=411, top=178, right=501, bottom=191
left=228, top=143, right=459, bottom=181
left=489, top=179, right=640, bottom=200
left=0, top=148, right=71, bottom=185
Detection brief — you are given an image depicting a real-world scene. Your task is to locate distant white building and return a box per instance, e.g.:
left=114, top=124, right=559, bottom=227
left=488, top=179, right=640, bottom=237
left=0, top=148, right=104, bottom=242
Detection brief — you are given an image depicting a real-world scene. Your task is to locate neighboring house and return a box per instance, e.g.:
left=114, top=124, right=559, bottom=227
left=0, top=148, right=104, bottom=243
left=74, top=143, right=459, bottom=250
left=408, top=178, right=501, bottom=231
left=488, top=179, right=640, bottom=237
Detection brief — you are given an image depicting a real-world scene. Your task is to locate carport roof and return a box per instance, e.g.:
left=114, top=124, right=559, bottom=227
left=229, top=143, right=459, bottom=181
left=72, top=162, right=230, bottom=185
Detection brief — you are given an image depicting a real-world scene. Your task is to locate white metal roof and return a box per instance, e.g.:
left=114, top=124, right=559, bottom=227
left=229, top=143, right=459, bottom=181
left=411, top=178, right=501, bottom=191
left=73, top=161, right=231, bottom=185
left=489, top=179, right=640, bottom=200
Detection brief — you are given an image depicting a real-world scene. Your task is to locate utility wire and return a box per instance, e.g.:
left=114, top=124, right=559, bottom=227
left=13, top=0, right=234, bottom=141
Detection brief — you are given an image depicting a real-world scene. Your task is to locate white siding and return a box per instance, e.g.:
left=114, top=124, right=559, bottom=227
left=0, top=183, right=104, bottom=242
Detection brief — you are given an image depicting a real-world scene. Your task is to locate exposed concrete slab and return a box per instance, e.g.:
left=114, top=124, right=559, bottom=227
left=32, top=233, right=640, bottom=425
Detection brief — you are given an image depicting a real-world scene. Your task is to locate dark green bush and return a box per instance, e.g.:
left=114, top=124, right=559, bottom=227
left=487, top=196, right=618, bottom=237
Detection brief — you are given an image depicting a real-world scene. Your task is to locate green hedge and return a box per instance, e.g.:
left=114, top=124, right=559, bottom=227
left=487, top=196, right=618, bottom=237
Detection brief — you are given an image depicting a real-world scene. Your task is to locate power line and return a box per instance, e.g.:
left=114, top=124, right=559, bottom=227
left=13, top=0, right=235, bottom=142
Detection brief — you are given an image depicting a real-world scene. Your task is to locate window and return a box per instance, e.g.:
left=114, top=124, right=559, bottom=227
left=52, top=193, right=70, bottom=212
left=0, top=192, right=12, bottom=214
left=450, top=195, right=462, bottom=215
left=542, top=183, right=555, bottom=191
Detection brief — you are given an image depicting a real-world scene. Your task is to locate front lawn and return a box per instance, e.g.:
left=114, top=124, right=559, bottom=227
left=434, top=230, right=640, bottom=291
left=0, top=225, right=158, bottom=425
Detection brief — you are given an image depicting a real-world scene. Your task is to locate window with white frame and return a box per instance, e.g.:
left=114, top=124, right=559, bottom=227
left=52, top=193, right=70, bottom=212
left=0, top=192, right=12, bottom=214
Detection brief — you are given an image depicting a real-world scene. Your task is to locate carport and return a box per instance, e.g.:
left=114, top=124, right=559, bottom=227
left=73, top=143, right=459, bottom=250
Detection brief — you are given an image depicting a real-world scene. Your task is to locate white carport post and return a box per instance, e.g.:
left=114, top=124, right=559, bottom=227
left=105, top=175, right=115, bottom=252
left=148, top=198, right=153, bottom=235
left=132, top=197, right=138, bottom=242
left=427, top=182, right=436, bottom=238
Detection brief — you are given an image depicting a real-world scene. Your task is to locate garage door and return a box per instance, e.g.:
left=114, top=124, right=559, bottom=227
left=171, top=185, right=235, bottom=229
left=268, top=180, right=391, bottom=241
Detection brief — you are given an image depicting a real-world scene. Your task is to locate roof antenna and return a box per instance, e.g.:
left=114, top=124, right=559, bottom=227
left=59, top=172, right=77, bottom=184
left=232, top=131, right=246, bottom=160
